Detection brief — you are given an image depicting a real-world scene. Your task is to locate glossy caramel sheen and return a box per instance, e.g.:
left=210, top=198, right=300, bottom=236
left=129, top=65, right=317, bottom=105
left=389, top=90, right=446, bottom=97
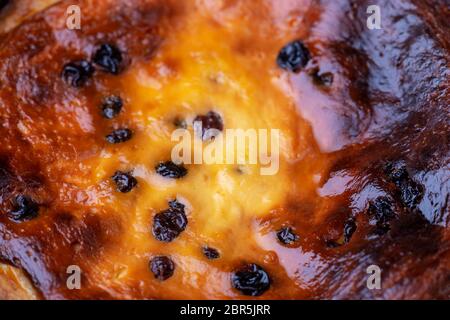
left=0, top=0, right=449, bottom=299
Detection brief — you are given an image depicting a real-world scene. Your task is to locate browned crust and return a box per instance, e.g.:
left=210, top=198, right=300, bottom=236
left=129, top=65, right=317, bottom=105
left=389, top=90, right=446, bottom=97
left=0, top=0, right=449, bottom=299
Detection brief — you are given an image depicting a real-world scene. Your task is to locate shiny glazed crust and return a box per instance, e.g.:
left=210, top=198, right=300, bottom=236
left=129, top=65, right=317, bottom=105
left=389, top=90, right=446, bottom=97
left=0, top=0, right=449, bottom=299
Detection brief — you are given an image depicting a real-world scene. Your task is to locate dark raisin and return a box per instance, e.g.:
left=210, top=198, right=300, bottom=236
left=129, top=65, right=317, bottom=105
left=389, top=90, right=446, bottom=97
left=368, top=197, right=395, bottom=223
left=105, top=128, right=133, bottom=144
left=10, top=195, right=39, bottom=221
left=343, top=218, right=356, bottom=243
left=62, top=60, right=95, bottom=87
left=101, top=96, right=123, bottom=119
left=367, top=197, right=396, bottom=234
left=92, top=44, right=123, bottom=75
left=152, top=202, right=188, bottom=242
left=399, top=181, right=423, bottom=209
left=276, top=227, right=299, bottom=245
left=155, top=161, right=187, bottom=179
left=384, top=161, right=408, bottom=185
left=202, top=246, right=220, bottom=260
left=111, top=171, right=137, bottom=193
left=277, top=40, right=311, bottom=72
left=193, top=111, right=223, bottom=141
left=384, top=162, right=423, bottom=208
left=232, top=264, right=271, bottom=296
left=149, top=256, right=175, bottom=281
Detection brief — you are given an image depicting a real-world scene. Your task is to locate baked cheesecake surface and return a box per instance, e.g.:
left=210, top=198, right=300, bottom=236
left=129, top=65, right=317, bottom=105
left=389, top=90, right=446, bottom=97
left=0, top=0, right=448, bottom=299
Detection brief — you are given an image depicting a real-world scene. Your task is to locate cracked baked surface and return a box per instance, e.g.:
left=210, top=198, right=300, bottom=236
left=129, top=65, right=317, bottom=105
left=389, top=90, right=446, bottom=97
left=0, top=0, right=449, bottom=299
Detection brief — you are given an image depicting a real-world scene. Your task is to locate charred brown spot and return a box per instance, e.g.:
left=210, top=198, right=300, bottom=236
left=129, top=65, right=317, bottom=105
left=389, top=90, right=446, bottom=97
left=9, top=195, right=39, bottom=221
left=325, top=239, right=342, bottom=248
left=53, top=212, right=122, bottom=258
left=0, top=0, right=9, bottom=12
left=202, top=246, right=220, bottom=260
left=0, top=157, right=12, bottom=190
left=312, top=69, right=334, bottom=86
left=173, top=117, right=187, bottom=129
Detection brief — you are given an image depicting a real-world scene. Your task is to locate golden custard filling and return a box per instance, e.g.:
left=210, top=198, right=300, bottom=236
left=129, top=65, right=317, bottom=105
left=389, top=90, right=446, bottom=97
left=75, top=12, right=320, bottom=299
